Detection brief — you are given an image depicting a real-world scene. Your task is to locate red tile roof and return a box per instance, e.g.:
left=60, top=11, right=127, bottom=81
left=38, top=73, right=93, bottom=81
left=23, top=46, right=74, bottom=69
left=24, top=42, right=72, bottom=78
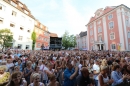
left=50, top=33, right=58, bottom=37
left=3, top=0, right=35, bottom=19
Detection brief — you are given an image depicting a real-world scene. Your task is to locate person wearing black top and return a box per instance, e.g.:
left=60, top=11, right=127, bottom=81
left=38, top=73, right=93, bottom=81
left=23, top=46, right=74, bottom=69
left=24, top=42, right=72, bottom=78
left=76, top=67, right=93, bottom=86
left=41, top=44, right=44, bottom=50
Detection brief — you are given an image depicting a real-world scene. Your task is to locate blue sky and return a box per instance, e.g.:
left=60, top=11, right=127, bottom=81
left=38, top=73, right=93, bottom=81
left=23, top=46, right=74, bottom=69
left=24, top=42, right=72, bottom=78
left=21, top=0, right=130, bottom=37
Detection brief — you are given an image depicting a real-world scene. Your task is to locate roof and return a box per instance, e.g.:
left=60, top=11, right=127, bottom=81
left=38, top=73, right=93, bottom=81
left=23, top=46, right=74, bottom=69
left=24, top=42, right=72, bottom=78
left=35, top=20, right=50, bottom=33
left=50, top=33, right=58, bottom=37
left=87, top=4, right=130, bottom=25
left=79, top=31, right=87, bottom=37
left=3, top=0, right=35, bottom=19
left=88, top=6, right=115, bottom=25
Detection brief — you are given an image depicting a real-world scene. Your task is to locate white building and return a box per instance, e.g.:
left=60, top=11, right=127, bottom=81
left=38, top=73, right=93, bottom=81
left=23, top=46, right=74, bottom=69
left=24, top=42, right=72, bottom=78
left=76, top=31, right=87, bottom=50
left=0, top=0, right=35, bottom=50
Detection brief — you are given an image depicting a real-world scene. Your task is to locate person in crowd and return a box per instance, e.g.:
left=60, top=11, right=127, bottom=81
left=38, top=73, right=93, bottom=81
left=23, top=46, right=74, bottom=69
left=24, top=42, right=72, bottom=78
left=0, top=66, right=10, bottom=86
left=24, top=61, right=33, bottom=85
left=31, top=56, right=37, bottom=70
left=98, top=66, right=113, bottom=86
left=29, top=73, right=44, bottom=86
left=48, top=74, right=60, bottom=86
left=30, top=66, right=42, bottom=83
left=78, top=60, right=83, bottom=75
left=6, top=59, right=14, bottom=73
left=63, top=61, right=78, bottom=86
left=7, top=71, right=27, bottom=86
left=93, top=59, right=100, bottom=86
left=38, top=60, right=44, bottom=71
left=76, top=67, right=93, bottom=86
left=111, top=63, right=129, bottom=86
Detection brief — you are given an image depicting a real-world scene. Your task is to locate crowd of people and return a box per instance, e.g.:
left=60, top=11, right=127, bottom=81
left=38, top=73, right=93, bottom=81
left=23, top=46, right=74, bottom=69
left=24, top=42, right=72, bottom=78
left=0, top=49, right=130, bottom=86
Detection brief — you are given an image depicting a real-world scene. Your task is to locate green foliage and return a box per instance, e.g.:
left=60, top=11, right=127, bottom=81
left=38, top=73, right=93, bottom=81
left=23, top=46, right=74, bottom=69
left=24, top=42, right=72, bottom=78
left=0, top=29, right=13, bottom=51
left=31, top=31, right=36, bottom=41
left=62, top=31, right=77, bottom=49
left=31, top=31, right=36, bottom=50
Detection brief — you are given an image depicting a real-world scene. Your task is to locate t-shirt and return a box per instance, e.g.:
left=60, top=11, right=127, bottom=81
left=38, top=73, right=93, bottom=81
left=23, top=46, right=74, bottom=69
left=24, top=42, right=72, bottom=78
left=78, top=64, right=82, bottom=75
left=64, top=68, right=76, bottom=86
left=76, top=75, right=91, bottom=86
left=93, top=64, right=100, bottom=80
left=43, top=66, right=49, bottom=80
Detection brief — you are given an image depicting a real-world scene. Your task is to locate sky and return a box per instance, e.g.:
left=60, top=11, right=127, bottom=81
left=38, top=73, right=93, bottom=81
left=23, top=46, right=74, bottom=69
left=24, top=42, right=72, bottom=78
left=21, top=0, right=130, bottom=37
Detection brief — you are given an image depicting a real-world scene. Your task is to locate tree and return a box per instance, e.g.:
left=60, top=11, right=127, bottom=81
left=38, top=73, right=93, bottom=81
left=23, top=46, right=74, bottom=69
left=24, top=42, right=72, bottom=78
left=0, top=29, right=13, bottom=51
left=62, top=31, right=77, bottom=49
left=31, top=31, right=36, bottom=50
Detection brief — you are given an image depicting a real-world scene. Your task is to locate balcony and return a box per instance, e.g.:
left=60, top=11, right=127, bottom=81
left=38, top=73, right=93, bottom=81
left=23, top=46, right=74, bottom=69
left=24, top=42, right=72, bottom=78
left=94, top=40, right=104, bottom=44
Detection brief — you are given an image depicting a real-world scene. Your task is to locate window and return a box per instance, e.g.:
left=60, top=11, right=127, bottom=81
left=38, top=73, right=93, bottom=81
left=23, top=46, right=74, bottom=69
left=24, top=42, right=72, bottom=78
left=10, top=23, right=15, bottom=28
left=97, top=20, right=101, bottom=25
left=38, top=43, right=40, bottom=47
left=27, top=37, right=30, bottom=42
left=98, top=35, right=102, bottom=41
left=98, top=26, right=102, bottom=33
left=29, top=20, right=32, bottom=24
left=19, top=3, right=23, bottom=7
left=109, top=22, right=114, bottom=29
left=0, top=18, right=3, bottom=24
left=108, top=14, right=113, bottom=20
left=18, top=36, right=23, bottom=40
left=90, top=38, right=94, bottom=43
left=12, top=11, right=17, bottom=17
left=0, top=3, right=6, bottom=11
left=111, top=44, right=116, bottom=50
left=24, top=10, right=29, bottom=14
left=128, top=32, right=130, bottom=38
left=110, top=33, right=115, bottom=40
left=25, top=45, right=29, bottom=49
left=40, top=24, right=42, bottom=28
left=27, top=30, right=30, bottom=33
left=126, top=19, right=129, bottom=27
left=11, top=1, right=17, bottom=7
left=18, top=44, right=22, bottom=49
left=90, top=30, right=93, bottom=36
left=90, top=25, right=92, bottom=28
left=20, top=27, right=24, bottom=30
left=21, top=16, right=25, bottom=22
left=38, top=36, right=41, bottom=40
left=35, top=21, right=37, bottom=25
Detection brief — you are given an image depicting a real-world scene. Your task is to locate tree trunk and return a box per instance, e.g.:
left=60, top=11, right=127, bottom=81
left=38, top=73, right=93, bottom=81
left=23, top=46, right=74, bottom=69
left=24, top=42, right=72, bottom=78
left=2, top=46, right=4, bottom=52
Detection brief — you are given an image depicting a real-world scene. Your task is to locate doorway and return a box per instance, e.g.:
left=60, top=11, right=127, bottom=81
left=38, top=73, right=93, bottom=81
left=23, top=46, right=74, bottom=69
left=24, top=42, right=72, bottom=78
left=101, top=44, right=104, bottom=50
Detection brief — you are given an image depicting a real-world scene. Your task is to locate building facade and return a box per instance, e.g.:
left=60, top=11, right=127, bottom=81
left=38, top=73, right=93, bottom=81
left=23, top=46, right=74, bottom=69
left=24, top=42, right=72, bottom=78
left=86, top=4, right=130, bottom=51
left=34, top=20, right=50, bottom=50
left=76, top=31, right=87, bottom=50
left=0, top=0, right=35, bottom=50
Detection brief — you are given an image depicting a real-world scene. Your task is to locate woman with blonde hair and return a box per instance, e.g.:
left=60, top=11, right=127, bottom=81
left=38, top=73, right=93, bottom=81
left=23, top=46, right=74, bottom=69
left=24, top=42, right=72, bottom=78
left=29, top=73, right=44, bottom=86
left=0, top=66, right=10, bottom=86
left=98, top=66, right=113, bottom=86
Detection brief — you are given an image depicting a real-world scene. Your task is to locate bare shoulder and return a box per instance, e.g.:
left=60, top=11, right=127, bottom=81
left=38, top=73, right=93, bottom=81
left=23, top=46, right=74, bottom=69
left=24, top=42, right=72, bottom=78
left=42, top=83, right=45, bottom=86
left=56, top=81, right=60, bottom=86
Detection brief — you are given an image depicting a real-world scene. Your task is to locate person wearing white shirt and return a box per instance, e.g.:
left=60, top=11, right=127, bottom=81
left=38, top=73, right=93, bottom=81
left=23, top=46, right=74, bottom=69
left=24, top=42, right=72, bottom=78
left=93, top=59, right=100, bottom=86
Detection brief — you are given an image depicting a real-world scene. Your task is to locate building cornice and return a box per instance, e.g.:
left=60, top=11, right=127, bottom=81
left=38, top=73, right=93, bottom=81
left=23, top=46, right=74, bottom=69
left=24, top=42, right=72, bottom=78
left=86, top=4, right=129, bottom=26
left=3, top=0, right=35, bottom=19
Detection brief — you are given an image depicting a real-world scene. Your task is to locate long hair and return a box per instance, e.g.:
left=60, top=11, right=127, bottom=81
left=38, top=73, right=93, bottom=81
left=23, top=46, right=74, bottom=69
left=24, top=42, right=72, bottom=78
left=7, top=71, right=22, bottom=86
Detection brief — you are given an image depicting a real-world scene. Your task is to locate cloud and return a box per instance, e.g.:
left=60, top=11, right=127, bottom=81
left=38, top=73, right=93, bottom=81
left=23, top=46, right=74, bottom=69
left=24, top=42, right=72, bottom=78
left=62, top=0, right=88, bottom=34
